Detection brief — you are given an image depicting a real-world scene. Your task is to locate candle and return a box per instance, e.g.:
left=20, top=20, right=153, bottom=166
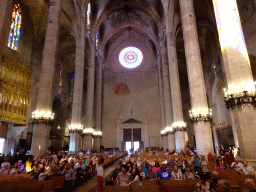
left=39, top=145, right=41, bottom=150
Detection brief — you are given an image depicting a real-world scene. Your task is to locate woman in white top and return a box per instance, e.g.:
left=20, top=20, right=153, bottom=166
left=96, top=157, right=104, bottom=192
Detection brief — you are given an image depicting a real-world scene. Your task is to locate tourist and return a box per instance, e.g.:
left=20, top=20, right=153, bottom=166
left=38, top=168, right=47, bottom=181
left=1, top=158, right=10, bottom=169
left=63, top=163, right=76, bottom=191
left=126, top=168, right=143, bottom=186
left=75, top=159, right=86, bottom=186
left=183, top=166, right=194, bottom=180
left=195, top=167, right=204, bottom=180
left=10, top=163, right=22, bottom=174
left=210, top=171, right=219, bottom=192
left=153, top=161, right=160, bottom=173
left=117, top=165, right=132, bottom=186
left=193, top=153, right=200, bottom=172
left=17, top=160, right=25, bottom=172
left=196, top=175, right=210, bottom=192
left=157, top=163, right=173, bottom=181
left=200, top=155, right=209, bottom=178
left=236, top=161, right=255, bottom=176
left=146, top=165, right=157, bottom=180
left=96, top=157, right=104, bottom=192
left=172, top=165, right=183, bottom=180
left=138, top=166, right=146, bottom=180
left=0, top=163, right=9, bottom=174
left=216, top=179, right=230, bottom=192
left=215, top=160, right=224, bottom=170
left=111, top=164, right=122, bottom=181
left=231, top=159, right=242, bottom=169
left=245, top=179, right=256, bottom=192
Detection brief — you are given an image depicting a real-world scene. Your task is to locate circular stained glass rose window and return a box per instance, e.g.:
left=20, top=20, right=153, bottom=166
left=119, top=47, right=143, bottom=69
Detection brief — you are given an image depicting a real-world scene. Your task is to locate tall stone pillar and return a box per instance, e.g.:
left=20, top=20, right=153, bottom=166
left=179, top=0, right=214, bottom=155
left=166, top=30, right=186, bottom=152
left=162, top=135, right=168, bottom=151
left=212, top=0, right=256, bottom=160
left=30, top=0, right=62, bottom=156
left=160, top=40, right=175, bottom=151
left=69, top=16, right=86, bottom=152
left=94, top=54, right=103, bottom=151
left=157, top=51, right=167, bottom=148
left=84, top=41, right=96, bottom=150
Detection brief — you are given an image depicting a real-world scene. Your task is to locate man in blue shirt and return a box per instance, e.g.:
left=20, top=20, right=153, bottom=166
left=157, top=163, right=173, bottom=181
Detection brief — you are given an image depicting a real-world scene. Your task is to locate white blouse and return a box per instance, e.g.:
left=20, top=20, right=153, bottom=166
left=96, top=164, right=104, bottom=177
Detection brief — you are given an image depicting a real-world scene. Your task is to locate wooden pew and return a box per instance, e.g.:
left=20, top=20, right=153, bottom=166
left=142, top=179, right=159, bottom=185
left=132, top=185, right=162, bottom=192
left=50, top=176, right=65, bottom=189
left=103, top=185, right=132, bottom=192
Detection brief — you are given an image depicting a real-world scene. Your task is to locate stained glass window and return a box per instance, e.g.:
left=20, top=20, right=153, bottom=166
left=58, top=61, right=64, bottom=93
left=8, top=4, right=22, bottom=50
left=95, top=31, right=99, bottom=50
left=87, top=3, right=91, bottom=31
left=119, top=47, right=143, bottom=69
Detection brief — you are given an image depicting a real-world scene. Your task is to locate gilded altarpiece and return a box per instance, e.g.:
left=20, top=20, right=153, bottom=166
left=0, top=55, right=30, bottom=125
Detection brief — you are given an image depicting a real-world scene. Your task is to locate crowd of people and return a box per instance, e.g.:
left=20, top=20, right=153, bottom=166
left=0, top=147, right=256, bottom=192
left=105, top=150, right=256, bottom=192
left=0, top=149, right=117, bottom=191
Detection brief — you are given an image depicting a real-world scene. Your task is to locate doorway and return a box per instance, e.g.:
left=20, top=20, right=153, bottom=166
left=123, top=128, right=141, bottom=152
left=125, top=141, right=132, bottom=152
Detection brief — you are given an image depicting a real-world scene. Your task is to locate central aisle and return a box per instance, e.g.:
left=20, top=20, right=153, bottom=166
left=74, top=156, right=128, bottom=192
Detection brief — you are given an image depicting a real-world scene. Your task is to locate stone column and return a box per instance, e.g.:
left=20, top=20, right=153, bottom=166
left=179, top=0, right=214, bottom=155
left=156, top=51, right=166, bottom=148
left=0, top=0, right=12, bottom=58
left=84, top=41, right=96, bottom=150
left=212, top=0, right=256, bottom=160
left=94, top=54, right=103, bottom=151
left=30, top=0, right=62, bottom=156
left=212, top=127, right=219, bottom=156
left=166, top=30, right=186, bottom=152
left=160, top=40, right=175, bottom=151
left=162, top=135, right=168, bottom=151
left=69, top=18, right=86, bottom=152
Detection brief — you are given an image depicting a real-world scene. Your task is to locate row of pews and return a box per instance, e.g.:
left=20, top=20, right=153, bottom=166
left=0, top=151, right=127, bottom=192
left=103, top=180, right=198, bottom=192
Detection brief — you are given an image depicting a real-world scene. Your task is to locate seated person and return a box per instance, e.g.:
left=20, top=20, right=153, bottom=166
left=236, top=161, right=255, bottom=176
left=138, top=166, right=146, bottom=180
left=196, top=175, right=210, bottom=192
left=183, top=166, right=194, bottom=180
left=0, top=164, right=9, bottom=174
left=17, top=160, right=25, bottom=172
left=146, top=165, right=157, bottom=180
left=10, top=163, right=22, bottom=174
left=172, top=165, right=183, bottom=180
left=126, top=168, right=143, bottom=187
left=157, top=163, right=173, bottom=181
left=231, top=159, right=242, bottom=169
left=215, top=160, right=224, bottom=170
left=153, top=161, right=161, bottom=173
left=116, top=165, right=132, bottom=186
left=216, top=179, right=229, bottom=192
left=210, top=171, right=219, bottom=192
left=245, top=178, right=256, bottom=192
left=195, top=167, right=204, bottom=180
left=111, top=164, right=122, bottom=181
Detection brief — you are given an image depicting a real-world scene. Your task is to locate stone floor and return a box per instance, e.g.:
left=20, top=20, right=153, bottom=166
left=74, top=156, right=127, bottom=192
